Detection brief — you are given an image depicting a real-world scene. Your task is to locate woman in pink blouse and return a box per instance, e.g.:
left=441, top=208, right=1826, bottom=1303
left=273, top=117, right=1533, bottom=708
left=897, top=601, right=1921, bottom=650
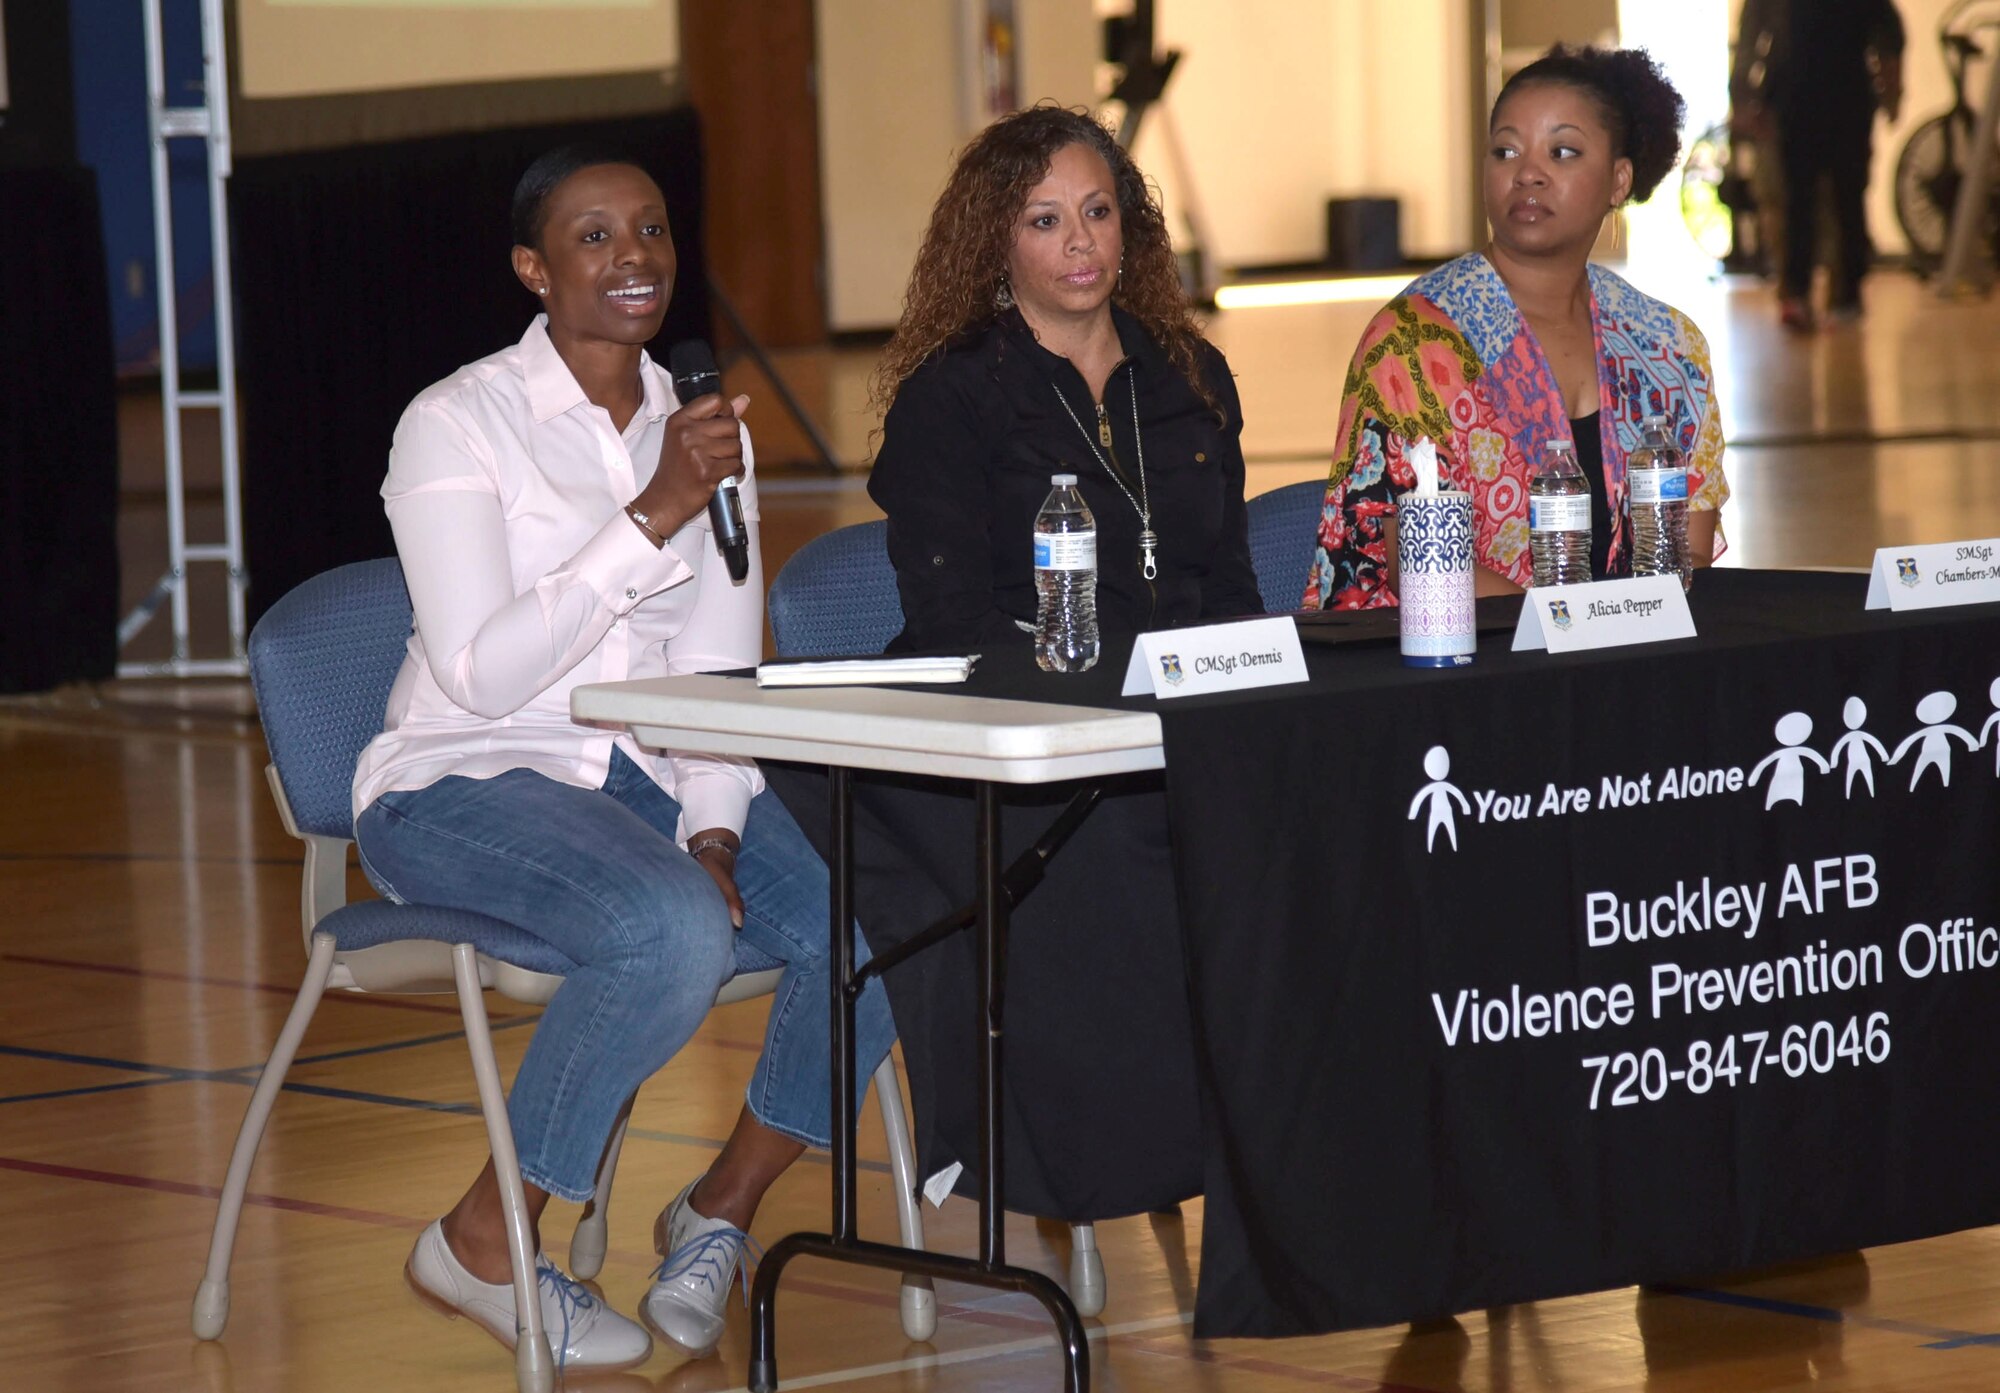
left=348, top=146, right=894, bottom=1373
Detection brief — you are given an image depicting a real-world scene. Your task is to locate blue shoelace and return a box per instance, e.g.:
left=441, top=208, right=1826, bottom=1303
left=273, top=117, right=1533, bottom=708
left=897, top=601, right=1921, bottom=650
left=535, top=1260, right=597, bottom=1369
left=653, top=1227, right=765, bottom=1307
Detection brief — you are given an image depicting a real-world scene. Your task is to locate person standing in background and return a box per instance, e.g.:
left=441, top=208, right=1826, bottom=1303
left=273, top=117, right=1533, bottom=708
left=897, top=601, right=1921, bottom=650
left=1734, top=0, right=1905, bottom=330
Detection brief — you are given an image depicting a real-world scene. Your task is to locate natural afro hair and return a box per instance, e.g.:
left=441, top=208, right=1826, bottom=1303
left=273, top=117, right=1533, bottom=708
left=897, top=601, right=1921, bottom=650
left=1494, top=45, right=1686, bottom=204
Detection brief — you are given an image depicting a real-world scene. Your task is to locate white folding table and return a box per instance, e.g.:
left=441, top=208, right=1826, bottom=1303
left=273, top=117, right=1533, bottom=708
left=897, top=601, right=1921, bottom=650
left=572, top=674, right=1164, bottom=1392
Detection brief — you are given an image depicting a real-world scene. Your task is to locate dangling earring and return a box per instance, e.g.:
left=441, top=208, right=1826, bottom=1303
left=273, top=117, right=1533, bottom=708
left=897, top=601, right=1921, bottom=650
left=995, top=274, right=1014, bottom=310
left=1116, top=255, right=1124, bottom=290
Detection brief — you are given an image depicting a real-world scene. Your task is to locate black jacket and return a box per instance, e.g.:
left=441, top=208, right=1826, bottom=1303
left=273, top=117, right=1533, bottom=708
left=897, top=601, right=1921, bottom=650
left=869, top=306, right=1262, bottom=652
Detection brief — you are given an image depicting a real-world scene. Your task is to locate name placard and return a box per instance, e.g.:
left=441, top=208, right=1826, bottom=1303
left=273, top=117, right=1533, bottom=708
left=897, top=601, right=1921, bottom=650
left=1865, top=540, right=2000, bottom=611
left=1512, top=575, right=1696, bottom=654
left=1120, top=616, right=1308, bottom=700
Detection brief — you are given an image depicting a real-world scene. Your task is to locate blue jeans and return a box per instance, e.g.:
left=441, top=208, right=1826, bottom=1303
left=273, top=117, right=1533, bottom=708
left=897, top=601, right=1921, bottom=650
left=354, top=749, right=896, bottom=1202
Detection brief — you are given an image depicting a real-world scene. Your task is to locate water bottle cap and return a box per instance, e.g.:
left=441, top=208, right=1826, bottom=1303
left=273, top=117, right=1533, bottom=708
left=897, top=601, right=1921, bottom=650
left=1546, top=439, right=1573, bottom=450
left=1051, top=473, right=1077, bottom=486
left=1643, top=413, right=1669, bottom=427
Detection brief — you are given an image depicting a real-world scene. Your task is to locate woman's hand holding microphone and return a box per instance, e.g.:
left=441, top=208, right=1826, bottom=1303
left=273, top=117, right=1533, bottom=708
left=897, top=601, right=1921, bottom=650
left=626, top=392, right=751, bottom=547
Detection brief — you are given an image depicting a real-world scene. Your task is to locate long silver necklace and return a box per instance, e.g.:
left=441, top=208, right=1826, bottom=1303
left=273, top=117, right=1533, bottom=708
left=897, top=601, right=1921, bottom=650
left=1052, top=364, right=1157, bottom=580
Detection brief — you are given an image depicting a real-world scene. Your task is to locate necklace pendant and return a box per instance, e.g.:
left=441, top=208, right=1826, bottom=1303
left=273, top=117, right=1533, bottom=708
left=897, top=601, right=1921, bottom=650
left=1140, top=528, right=1159, bottom=581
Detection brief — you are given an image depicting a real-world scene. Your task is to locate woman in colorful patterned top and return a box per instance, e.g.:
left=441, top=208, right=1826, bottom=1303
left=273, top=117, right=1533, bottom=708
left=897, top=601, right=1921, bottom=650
left=1303, top=46, right=1729, bottom=610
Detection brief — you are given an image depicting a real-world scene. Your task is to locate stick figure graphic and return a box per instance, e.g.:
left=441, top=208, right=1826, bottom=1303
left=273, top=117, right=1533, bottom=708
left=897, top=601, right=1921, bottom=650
left=1828, top=697, right=1890, bottom=798
left=1983, top=677, right=2000, bottom=774
left=1408, top=745, right=1471, bottom=852
left=1891, top=691, right=1981, bottom=789
left=1748, top=712, right=1831, bottom=809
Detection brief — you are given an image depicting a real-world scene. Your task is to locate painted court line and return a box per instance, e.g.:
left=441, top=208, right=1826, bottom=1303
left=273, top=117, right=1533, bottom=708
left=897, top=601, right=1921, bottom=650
left=0, top=849, right=298, bottom=867
left=710, top=1312, right=1194, bottom=1392
left=1655, top=1283, right=2000, bottom=1351
left=0, top=1018, right=539, bottom=1106
left=21, top=1146, right=1981, bottom=1385
left=0, top=1076, right=191, bottom=1106
left=0, top=1038, right=894, bottom=1171
left=0, top=1154, right=424, bottom=1230
left=1, top=951, right=483, bottom=1016
left=1121, top=1333, right=1400, bottom=1388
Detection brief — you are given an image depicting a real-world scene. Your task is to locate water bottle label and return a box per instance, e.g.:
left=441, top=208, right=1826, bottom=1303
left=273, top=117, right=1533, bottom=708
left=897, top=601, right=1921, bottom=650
left=1530, top=495, right=1591, bottom=533
left=1034, top=530, right=1097, bottom=571
left=1629, top=466, right=1688, bottom=504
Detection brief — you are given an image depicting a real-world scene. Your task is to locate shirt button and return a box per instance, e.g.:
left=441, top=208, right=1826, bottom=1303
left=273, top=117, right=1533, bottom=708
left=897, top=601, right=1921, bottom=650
left=625, top=587, right=638, bottom=600
left=932, top=555, right=945, bottom=567
left=1195, top=452, right=1207, bottom=462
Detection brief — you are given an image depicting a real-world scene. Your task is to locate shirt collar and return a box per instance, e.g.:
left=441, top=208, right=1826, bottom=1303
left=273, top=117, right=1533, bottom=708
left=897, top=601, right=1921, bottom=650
left=519, top=314, right=671, bottom=426
left=1000, top=303, right=1169, bottom=383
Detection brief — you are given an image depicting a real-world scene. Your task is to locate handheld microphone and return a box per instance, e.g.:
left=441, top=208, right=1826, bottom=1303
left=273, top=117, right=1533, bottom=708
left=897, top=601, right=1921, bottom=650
left=667, top=339, right=750, bottom=583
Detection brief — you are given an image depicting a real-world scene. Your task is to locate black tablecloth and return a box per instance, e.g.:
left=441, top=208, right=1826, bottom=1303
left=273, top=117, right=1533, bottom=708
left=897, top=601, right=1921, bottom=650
left=778, top=569, right=2000, bottom=1337
left=1160, top=569, right=2000, bottom=1336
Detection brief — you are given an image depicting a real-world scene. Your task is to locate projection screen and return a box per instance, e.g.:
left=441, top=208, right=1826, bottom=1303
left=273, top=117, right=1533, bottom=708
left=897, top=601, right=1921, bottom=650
left=235, top=0, right=678, bottom=100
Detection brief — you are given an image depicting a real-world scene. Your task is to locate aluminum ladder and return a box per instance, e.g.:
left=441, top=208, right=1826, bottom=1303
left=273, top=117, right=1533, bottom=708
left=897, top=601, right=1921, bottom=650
left=119, top=0, right=248, bottom=677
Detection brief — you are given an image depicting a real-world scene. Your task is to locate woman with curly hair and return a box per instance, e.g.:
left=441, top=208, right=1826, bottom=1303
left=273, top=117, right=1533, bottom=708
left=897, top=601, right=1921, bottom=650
left=1303, top=46, right=1731, bottom=610
left=775, top=108, right=1248, bottom=1226
left=868, top=104, right=1261, bottom=647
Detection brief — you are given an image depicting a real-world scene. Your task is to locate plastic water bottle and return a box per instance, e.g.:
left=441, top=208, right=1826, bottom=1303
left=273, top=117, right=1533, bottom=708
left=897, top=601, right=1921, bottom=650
left=1033, top=474, right=1099, bottom=673
left=1628, top=414, right=1691, bottom=590
left=1529, top=440, right=1592, bottom=587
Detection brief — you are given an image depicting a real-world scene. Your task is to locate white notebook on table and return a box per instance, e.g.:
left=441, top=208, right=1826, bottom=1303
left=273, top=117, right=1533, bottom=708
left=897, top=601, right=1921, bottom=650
left=754, top=656, right=978, bottom=688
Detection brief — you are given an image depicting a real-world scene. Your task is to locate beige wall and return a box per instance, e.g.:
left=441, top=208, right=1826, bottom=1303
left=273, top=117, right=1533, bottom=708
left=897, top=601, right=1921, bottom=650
left=234, top=0, right=678, bottom=99
left=1500, top=0, right=1615, bottom=60
left=817, top=0, right=1099, bottom=331
left=1125, top=0, right=1478, bottom=267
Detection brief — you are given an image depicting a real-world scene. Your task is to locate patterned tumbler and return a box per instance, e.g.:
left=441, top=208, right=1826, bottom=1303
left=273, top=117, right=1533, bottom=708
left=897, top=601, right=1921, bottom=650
left=1397, top=490, right=1476, bottom=668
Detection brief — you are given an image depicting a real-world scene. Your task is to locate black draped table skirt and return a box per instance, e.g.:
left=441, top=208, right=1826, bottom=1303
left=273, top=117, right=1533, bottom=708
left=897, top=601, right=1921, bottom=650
left=766, top=759, right=1204, bottom=1223
left=766, top=574, right=2000, bottom=1340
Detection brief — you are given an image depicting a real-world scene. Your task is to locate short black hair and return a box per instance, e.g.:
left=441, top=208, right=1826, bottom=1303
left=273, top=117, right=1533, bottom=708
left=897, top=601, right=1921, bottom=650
left=1495, top=45, right=1687, bottom=204
left=510, top=144, right=647, bottom=249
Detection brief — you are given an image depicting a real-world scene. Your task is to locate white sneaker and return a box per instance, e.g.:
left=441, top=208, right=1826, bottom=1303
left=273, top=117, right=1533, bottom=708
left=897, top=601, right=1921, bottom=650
left=404, top=1219, right=652, bottom=1372
left=640, top=1180, right=761, bottom=1359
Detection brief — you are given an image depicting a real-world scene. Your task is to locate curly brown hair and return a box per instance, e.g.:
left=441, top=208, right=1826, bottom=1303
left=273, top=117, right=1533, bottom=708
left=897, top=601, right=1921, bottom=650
left=870, top=104, right=1217, bottom=419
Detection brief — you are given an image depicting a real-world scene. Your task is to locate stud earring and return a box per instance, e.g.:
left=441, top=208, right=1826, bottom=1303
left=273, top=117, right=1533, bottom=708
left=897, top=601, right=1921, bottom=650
left=537, top=287, right=549, bottom=296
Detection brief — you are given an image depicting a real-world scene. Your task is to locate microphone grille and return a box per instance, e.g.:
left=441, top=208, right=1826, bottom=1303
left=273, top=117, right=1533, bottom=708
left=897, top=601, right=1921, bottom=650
left=669, top=339, right=719, bottom=382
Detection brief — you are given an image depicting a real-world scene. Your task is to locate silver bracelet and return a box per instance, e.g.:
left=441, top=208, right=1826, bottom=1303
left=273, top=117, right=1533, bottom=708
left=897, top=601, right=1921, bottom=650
left=687, top=836, right=738, bottom=862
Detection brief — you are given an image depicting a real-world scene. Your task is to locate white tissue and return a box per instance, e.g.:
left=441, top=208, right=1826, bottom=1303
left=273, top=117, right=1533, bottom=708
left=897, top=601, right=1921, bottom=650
left=1408, top=436, right=1440, bottom=495
left=922, top=1161, right=964, bottom=1209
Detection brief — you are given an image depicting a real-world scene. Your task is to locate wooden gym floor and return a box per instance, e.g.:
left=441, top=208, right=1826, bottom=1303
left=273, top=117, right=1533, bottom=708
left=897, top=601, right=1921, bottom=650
left=9, top=270, right=2000, bottom=1391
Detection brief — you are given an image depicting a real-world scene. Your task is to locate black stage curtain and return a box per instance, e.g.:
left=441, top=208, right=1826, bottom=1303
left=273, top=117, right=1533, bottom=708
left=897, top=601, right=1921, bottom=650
left=0, top=166, right=120, bottom=693
left=233, top=109, right=711, bottom=624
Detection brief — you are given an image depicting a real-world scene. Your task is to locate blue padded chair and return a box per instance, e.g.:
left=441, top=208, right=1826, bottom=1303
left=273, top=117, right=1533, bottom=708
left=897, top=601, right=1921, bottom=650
left=766, top=524, right=1113, bottom=1317
left=768, top=519, right=904, bottom=656
left=1246, top=478, right=1327, bottom=612
left=191, top=559, right=930, bottom=1393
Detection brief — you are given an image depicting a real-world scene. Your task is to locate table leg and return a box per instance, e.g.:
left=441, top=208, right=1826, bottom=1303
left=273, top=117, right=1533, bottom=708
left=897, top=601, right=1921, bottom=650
left=748, top=774, right=1090, bottom=1393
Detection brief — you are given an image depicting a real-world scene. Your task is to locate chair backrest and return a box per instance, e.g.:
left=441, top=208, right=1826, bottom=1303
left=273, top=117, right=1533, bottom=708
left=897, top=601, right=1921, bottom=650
left=1245, top=479, right=1327, bottom=613
left=249, top=558, right=413, bottom=840
left=768, top=519, right=905, bottom=657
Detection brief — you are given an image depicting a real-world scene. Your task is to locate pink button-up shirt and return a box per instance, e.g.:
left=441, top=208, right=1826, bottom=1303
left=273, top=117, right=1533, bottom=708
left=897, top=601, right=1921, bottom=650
left=351, top=316, right=765, bottom=841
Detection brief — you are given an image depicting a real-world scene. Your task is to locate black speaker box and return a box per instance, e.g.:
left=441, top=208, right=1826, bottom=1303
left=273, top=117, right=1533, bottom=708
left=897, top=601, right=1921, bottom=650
left=1325, top=197, right=1402, bottom=271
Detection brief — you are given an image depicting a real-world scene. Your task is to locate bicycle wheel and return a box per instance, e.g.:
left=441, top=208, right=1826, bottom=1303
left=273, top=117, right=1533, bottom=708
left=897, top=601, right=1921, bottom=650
left=1679, top=121, right=1734, bottom=261
left=1895, top=114, right=1959, bottom=270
